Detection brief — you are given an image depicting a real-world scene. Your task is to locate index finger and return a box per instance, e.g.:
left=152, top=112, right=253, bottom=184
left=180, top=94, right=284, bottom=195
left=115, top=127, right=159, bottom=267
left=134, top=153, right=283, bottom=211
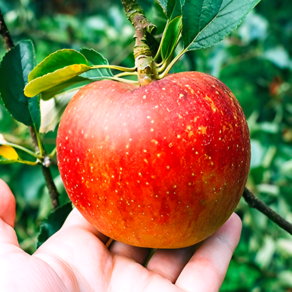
left=175, top=213, right=242, bottom=292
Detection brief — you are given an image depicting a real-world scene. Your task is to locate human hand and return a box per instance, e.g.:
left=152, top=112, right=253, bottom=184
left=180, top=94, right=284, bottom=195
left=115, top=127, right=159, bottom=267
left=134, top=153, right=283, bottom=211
left=0, top=179, right=242, bottom=292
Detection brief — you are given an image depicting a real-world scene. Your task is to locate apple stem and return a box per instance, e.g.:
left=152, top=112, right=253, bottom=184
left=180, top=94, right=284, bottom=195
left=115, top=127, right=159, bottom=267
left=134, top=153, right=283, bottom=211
left=105, top=238, right=114, bottom=248
left=121, top=0, right=158, bottom=86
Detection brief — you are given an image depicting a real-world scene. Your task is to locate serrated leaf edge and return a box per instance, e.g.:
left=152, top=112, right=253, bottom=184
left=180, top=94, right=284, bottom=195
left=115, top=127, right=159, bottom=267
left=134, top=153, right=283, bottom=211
left=185, top=0, right=261, bottom=51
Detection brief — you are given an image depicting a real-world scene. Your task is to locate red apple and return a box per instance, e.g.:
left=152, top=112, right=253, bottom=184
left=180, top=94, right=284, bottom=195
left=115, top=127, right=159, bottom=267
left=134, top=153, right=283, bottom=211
left=57, top=71, right=250, bottom=248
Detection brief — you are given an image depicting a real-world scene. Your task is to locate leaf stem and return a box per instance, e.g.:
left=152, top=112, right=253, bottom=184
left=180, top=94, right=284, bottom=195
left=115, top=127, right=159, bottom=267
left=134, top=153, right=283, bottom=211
left=114, top=72, right=138, bottom=78
left=105, top=76, right=138, bottom=85
left=48, top=147, right=57, bottom=159
left=157, top=55, right=173, bottom=73
left=0, top=141, right=44, bottom=159
left=158, top=48, right=187, bottom=78
left=18, top=160, right=39, bottom=166
left=153, top=19, right=170, bottom=61
left=91, top=64, right=136, bottom=72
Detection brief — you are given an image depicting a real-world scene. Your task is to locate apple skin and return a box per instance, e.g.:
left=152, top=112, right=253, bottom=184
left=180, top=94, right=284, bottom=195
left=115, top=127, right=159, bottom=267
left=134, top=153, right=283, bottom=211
left=57, top=71, right=250, bottom=249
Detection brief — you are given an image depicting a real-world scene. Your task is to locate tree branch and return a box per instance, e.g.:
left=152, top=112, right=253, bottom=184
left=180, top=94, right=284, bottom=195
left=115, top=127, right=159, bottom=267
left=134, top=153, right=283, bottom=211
left=29, top=127, right=60, bottom=210
left=0, top=9, right=14, bottom=50
left=0, top=10, right=60, bottom=210
left=243, top=187, right=292, bottom=235
left=121, top=0, right=157, bottom=85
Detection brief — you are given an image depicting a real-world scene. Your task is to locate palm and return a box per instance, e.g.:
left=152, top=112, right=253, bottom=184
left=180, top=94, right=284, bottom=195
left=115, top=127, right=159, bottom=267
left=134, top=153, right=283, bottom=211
left=0, top=180, right=241, bottom=292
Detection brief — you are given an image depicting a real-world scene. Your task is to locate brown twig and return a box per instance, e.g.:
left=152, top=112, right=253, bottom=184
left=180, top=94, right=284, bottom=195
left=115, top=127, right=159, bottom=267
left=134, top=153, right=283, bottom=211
left=0, top=9, right=14, bottom=50
left=243, top=187, right=292, bottom=235
left=29, top=127, right=60, bottom=210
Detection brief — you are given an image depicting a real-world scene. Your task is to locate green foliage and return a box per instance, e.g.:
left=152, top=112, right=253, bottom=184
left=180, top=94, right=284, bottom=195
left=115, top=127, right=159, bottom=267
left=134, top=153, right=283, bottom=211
left=28, top=49, right=89, bottom=81
left=155, top=0, right=176, bottom=18
left=24, top=48, right=114, bottom=98
left=0, top=0, right=292, bottom=290
left=37, top=202, right=72, bottom=247
left=159, top=16, right=182, bottom=61
left=182, top=0, right=222, bottom=48
left=40, top=76, right=93, bottom=101
left=0, top=40, right=40, bottom=129
left=22, top=0, right=259, bottom=91
left=25, top=49, right=91, bottom=97
left=185, top=0, right=261, bottom=51
left=79, top=48, right=113, bottom=77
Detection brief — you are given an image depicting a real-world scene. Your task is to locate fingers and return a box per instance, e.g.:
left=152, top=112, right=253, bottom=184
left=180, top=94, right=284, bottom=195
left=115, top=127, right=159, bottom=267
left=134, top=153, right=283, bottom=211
left=109, top=241, right=150, bottom=265
left=0, top=179, right=19, bottom=247
left=146, top=245, right=197, bottom=283
left=61, top=208, right=109, bottom=244
left=0, top=179, right=16, bottom=227
left=175, top=213, right=242, bottom=292
left=63, top=208, right=151, bottom=264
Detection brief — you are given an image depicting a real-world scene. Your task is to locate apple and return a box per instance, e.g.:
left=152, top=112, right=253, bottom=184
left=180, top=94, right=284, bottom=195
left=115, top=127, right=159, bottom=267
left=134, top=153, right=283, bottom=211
left=57, top=71, right=250, bottom=248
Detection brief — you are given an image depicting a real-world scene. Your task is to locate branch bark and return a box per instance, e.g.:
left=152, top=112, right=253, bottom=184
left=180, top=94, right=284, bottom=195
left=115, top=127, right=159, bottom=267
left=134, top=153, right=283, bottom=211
left=0, top=10, right=60, bottom=210
left=121, top=0, right=157, bottom=85
left=0, top=9, right=14, bottom=50
left=243, top=187, right=292, bottom=235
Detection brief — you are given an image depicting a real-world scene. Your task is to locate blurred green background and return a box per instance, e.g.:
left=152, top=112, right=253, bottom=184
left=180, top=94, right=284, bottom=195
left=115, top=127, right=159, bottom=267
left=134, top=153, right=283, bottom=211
left=0, top=0, right=292, bottom=291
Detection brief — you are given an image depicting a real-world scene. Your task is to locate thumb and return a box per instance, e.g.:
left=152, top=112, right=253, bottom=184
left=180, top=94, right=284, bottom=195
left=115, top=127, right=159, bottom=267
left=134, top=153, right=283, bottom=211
left=0, top=179, right=19, bottom=247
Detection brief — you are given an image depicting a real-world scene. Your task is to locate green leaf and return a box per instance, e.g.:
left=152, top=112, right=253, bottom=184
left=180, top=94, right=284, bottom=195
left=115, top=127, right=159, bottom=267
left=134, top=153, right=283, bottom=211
left=28, top=95, right=41, bottom=131
left=37, top=202, right=73, bottom=248
left=28, top=49, right=89, bottom=81
left=161, top=16, right=182, bottom=61
left=0, top=145, right=19, bottom=164
left=79, top=48, right=113, bottom=78
left=182, top=0, right=223, bottom=48
left=0, top=40, right=38, bottom=126
left=155, top=0, right=176, bottom=18
left=24, top=63, right=91, bottom=97
left=184, top=0, right=261, bottom=51
left=41, top=76, right=93, bottom=101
